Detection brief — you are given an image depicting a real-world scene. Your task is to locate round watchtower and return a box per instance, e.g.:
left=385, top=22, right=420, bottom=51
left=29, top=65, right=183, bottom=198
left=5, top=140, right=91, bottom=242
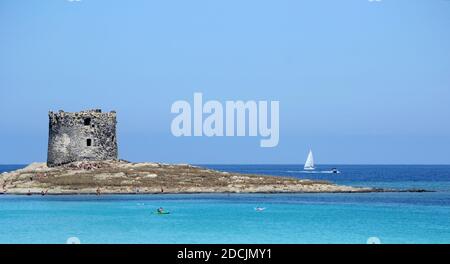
left=47, top=109, right=118, bottom=167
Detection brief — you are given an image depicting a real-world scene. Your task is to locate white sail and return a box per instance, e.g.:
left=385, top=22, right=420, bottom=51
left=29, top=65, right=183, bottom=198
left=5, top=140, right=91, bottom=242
left=304, top=149, right=315, bottom=170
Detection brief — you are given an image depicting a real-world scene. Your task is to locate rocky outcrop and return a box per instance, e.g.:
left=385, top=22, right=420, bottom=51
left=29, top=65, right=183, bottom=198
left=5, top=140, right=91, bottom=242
left=0, top=161, right=379, bottom=195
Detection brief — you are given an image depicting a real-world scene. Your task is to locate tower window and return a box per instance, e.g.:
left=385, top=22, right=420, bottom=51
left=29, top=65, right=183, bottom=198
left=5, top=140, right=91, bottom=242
left=87, top=139, right=92, bottom=146
left=84, top=118, right=91, bottom=126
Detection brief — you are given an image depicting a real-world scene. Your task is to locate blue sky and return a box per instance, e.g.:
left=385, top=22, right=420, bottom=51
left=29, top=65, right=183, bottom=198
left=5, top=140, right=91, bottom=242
left=1, top=0, right=450, bottom=164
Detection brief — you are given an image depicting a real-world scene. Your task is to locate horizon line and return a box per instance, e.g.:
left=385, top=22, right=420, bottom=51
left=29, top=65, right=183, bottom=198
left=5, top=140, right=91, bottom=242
left=2, top=162, right=450, bottom=166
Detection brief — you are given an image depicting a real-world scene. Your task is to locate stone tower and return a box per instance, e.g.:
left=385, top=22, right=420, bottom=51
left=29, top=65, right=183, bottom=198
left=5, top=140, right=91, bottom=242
left=47, top=109, right=118, bottom=167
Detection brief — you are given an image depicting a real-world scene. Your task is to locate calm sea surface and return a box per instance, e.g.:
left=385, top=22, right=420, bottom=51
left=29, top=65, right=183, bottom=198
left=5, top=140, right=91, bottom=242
left=1, top=164, right=449, bottom=244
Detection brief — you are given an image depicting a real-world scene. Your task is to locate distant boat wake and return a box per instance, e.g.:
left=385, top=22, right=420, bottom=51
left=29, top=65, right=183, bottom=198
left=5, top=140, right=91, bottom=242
left=298, top=149, right=340, bottom=174
left=287, top=170, right=340, bottom=174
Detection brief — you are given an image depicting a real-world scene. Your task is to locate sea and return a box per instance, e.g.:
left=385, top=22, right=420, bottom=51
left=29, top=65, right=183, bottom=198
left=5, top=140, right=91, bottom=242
left=0, top=164, right=450, bottom=244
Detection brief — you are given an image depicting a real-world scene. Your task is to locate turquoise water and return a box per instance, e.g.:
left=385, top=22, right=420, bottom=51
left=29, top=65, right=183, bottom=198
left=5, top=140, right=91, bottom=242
left=1, top=165, right=450, bottom=244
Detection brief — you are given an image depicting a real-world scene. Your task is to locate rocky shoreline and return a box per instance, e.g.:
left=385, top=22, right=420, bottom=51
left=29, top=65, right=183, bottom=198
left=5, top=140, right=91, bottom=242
left=0, top=160, right=427, bottom=195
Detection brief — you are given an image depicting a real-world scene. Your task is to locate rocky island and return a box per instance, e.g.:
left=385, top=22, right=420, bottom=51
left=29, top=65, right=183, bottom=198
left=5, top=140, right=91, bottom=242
left=1, top=160, right=376, bottom=194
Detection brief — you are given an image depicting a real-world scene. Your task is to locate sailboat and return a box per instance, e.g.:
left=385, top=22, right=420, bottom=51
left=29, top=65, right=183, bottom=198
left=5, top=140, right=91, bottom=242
left=304, top=149, right=315, bottom=171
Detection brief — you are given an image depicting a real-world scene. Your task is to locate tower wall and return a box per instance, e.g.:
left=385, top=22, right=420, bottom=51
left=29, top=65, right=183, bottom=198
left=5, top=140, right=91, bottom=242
left=47, top=109, right=118, bottom=167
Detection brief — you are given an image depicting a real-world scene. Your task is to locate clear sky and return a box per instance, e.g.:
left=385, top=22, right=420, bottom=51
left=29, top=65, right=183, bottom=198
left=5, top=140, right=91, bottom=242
left=1, top=0, right=450, bottom=164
